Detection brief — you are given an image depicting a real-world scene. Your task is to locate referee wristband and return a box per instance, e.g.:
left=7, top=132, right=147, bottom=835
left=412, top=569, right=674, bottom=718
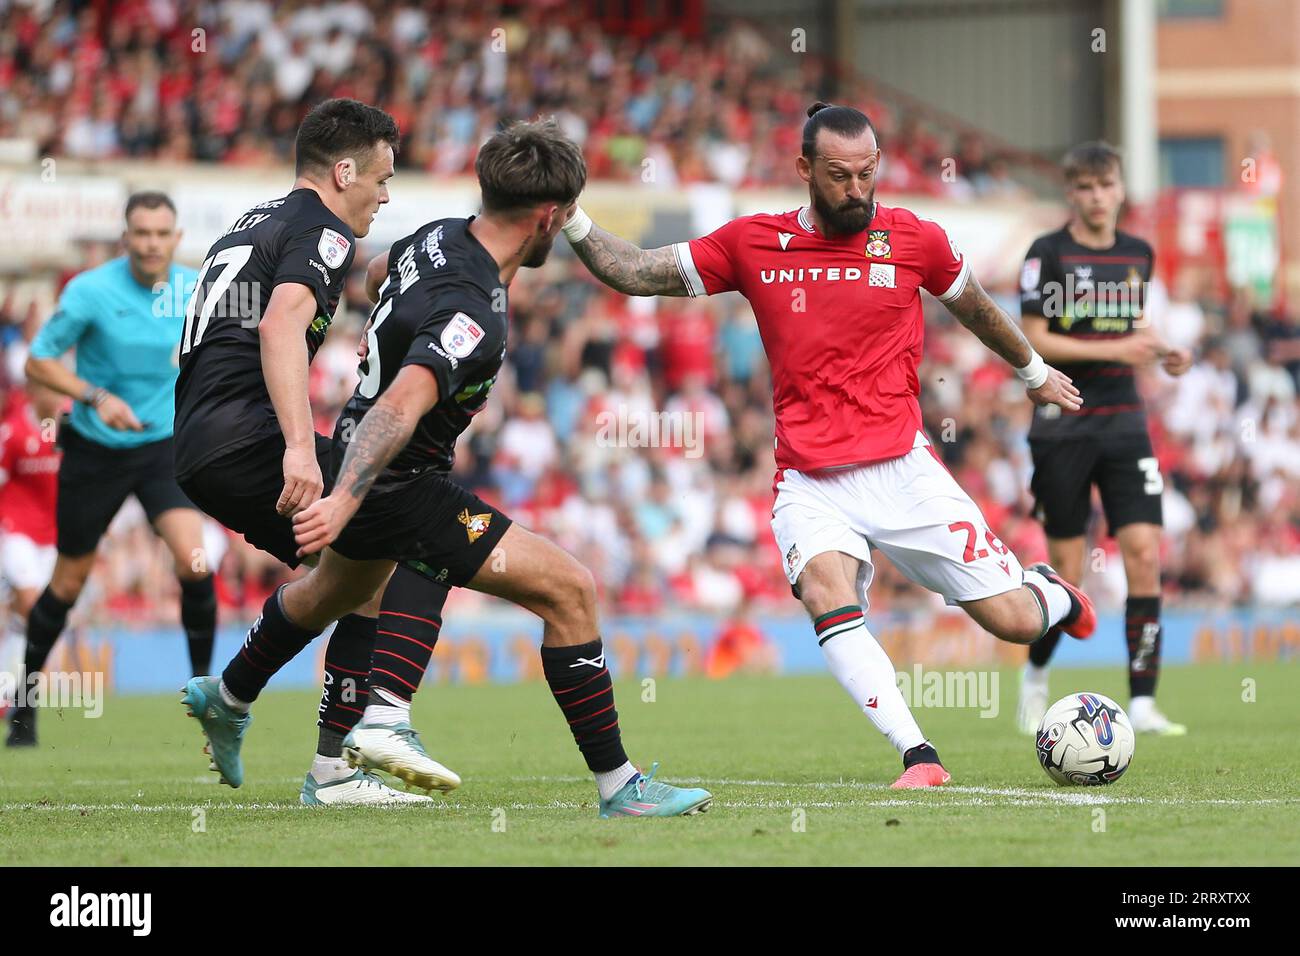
left=1014, top=351, right=1049, bottom=390
left=561, top=205, right=593, bottom=243
left=80, top=385, right=108, bottom=407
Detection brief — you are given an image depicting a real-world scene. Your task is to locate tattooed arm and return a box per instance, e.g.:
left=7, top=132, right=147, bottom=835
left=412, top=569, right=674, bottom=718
left=943, top=274, right=1082, bottom=412
left=291, top=365, right=440, bottom=556
left=569, top=222, right=690, bottom=296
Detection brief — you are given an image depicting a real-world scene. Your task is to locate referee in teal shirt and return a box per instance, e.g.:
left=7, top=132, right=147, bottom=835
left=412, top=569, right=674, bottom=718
left=8, top=192, right=217, bottom=747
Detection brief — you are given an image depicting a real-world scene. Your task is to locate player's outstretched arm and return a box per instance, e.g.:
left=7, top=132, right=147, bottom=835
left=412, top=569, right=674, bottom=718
left=292, top=365, right=440, bottom=556
left=563, top=210, right=689, bottom=296
left=943, top=273, right=1082, bottom=412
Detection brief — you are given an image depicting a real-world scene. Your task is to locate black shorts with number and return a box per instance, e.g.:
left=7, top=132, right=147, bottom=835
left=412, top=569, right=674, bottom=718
left=1029, top=432, right=1164, bottom=539
left=177, top=434, right=335, bottom=569
left=331, top=470, right=511, bottom=588
left=56, top=426, right=196, bottom=557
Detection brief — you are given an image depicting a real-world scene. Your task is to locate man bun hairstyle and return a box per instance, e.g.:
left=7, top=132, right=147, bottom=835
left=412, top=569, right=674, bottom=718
left=802, top=101, right=877, bottom=159
left=476, top=117, right=587, bottom=215
left=295, top=98, right=400, bottom=177
left=1062, top=140, right=1123, bottom=183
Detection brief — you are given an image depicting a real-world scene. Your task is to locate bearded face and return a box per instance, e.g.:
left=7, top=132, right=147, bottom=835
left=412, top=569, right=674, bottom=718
left=810, top=176, right=875, bottom=237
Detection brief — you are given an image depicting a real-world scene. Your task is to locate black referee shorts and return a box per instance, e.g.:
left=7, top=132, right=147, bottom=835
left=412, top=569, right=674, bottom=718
left=331, top=471, right=511, bottom=588
left=177, top=433, right=335, bottom=569
left=56, top=427, right=197, bottom=557
left=1029, top=432, right=1164, bottom=540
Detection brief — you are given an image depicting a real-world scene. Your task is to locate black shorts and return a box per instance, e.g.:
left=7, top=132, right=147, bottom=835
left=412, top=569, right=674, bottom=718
left=1029, top=432, right=1164, bottom=539
left=331, top=472, right=511, bottom=587
left=178, top=434, right=335, bottom=568
left=56, top=427, right=196, bottom=557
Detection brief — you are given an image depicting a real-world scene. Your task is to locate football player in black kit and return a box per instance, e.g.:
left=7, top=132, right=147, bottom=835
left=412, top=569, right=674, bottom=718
left=1016, top=142, right=1192, bottom=736
left=207, top=118, right=711, bottom=817
left=174, top=98, right=441, bottom=805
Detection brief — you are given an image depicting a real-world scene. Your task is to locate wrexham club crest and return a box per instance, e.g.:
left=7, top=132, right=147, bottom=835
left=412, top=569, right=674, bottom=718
left=865, top=230, right=891, bottom=258
left=459, top=508, right=492, bottom=544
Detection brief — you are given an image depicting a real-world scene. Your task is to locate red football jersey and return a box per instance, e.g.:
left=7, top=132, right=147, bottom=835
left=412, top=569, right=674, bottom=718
left=674, top=203, right=968, bottom=471
left=0, top=395, right=60, bottom=545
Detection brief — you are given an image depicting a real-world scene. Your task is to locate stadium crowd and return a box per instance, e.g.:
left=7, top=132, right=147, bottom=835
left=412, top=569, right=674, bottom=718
left=0, top=0, right=1027, bottom=197
left=0, top=1, right=1295, bottom=635
left=2, top=236, right=1297, bottom=630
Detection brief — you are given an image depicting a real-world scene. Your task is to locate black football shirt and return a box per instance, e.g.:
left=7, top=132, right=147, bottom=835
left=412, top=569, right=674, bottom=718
left=332, top=217, right=508, bottom=492
left=1020, top=226, right=1154, bottom=438
left=173, top=188, right=355, bottom=479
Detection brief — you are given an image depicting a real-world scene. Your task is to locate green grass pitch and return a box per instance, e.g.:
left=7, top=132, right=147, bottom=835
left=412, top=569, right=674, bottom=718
left=1, top=662, right=1296, bottom=865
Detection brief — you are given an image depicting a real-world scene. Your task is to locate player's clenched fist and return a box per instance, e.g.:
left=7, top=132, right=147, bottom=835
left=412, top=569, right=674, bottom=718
left=292, top=494, right=355, bottom=557
left=1027, top=366, right=1082, bottom=412
left=276, top=444, right=324, bottom=516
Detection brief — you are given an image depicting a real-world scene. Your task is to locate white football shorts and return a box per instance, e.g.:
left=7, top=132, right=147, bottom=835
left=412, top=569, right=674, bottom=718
left=771, top=433, right=1024, bottom=609
left=1, top=532, right=57, bottom=593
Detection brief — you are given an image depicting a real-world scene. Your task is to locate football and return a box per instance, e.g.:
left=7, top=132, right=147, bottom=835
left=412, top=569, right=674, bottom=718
left=1035, top=692, right=1136, bottom=786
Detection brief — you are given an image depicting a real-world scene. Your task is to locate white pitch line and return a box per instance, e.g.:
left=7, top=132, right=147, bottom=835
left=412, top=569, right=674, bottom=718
left=3, top=793, right=1296, bottom=813
left=12, top=774, right=1297, bottom=807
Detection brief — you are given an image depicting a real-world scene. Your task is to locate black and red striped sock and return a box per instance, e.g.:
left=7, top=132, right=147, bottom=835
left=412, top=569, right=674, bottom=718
left=220, top=586, right=321, bottom=704
left=368, top=564, right=447, bottom=702
left=317, top=614, right=374, bottom=755
left=1126, top=596, right=1162, bottom=697
left=541, top=639, right=629, bottom=774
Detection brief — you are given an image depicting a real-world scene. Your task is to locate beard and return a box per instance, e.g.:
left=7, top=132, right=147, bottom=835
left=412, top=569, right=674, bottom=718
left=523, top=234, right=556, bottom=269
left=811, top=182, right=875, bottom=237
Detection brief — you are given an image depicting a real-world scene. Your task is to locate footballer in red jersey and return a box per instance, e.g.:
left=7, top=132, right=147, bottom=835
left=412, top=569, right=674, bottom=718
left=0, top=382, right=62, bottom=716
left=562, top=102, right=1096, bottom=788
left=0, top=383, right=61, bottom=607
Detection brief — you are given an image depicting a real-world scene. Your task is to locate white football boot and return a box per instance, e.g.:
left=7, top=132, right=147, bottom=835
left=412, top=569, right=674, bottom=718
left=1017, top=665, right=1050, bottom=735
left=300, top=767, right=435, bottom=806
left=343, top=720, right=462, bottom=793
left=1128, top=695, right=1188, bottom=735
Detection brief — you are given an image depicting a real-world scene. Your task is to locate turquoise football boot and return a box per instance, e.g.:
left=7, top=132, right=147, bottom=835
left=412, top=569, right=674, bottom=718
left=598, top=763, right=713, bottom=818
left=180, top=676, right=251, bottom=788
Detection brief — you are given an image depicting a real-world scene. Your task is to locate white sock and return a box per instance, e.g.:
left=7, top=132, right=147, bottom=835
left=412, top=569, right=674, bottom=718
left=818, top=613, right=926, bottom=755
left=1022, top=569, right=1074, bottom=630
left=218, top=679, right=251, bottom=713
left=310, top=754, right=354, bottom=783
left=595, top=761, right=639, bottom=800
left=1023, top=662, right=1050, bottom=686
left=1128, top=695, right=1155, bottom=722
left=362, top=686, right=411, bottom=726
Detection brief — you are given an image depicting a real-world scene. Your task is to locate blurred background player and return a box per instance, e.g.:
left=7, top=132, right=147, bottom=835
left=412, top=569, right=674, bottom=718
left=7, top=193, right=215, bottom=747
left=1017, top=142, right=1192, bottom=737
left=559, top=102, right=1095, bottom=788
left=0, top=381, right=62, bottom=723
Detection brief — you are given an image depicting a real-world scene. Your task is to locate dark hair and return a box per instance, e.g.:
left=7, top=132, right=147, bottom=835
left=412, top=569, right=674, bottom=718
left=294, top=98, right=400, bottom=177
left=124, top=191, right=176, bottom=221
left=1062, top=140, right=1123, bottom=182
left=475, top=117, right=587, bottom=214
left=802, top=102, right=877, bottom=159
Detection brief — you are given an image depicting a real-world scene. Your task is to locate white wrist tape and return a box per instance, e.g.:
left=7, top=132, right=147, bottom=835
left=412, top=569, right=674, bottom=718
left=1015, top=350, right=1049, bottom=390
left=561, top=205, right=593, bottom=243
